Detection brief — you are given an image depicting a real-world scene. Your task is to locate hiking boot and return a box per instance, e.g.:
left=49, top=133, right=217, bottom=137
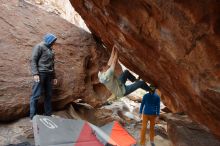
left=151, top=142, right=155, bottom=146
left=51, top=114, right=60, bottom=118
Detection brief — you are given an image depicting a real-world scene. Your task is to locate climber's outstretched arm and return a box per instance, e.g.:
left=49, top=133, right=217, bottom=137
left=107, top=45, right=116, bottom=66
left=110, top=47, right=118, bottom=71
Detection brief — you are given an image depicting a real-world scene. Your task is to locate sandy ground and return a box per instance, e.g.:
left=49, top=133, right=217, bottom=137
left=103, top=97, right=172, bottom=146
left=125, top=123, right=172, bottom=146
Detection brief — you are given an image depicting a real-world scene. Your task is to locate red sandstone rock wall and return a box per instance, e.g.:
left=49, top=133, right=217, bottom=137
left=70, top=0, right=220, bottom=137
left=163, top=114, right=220, bottom=146
left=0, top=0, right=110, bottom=121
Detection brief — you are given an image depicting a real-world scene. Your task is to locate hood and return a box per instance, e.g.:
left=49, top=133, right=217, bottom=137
left=43, top=33, right=57, bottom=47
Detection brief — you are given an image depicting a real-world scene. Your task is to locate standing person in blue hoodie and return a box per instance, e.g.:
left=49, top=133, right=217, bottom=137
left=30, top=33, right=57, bottom=120
left=139, top=85, right=160, bottom=146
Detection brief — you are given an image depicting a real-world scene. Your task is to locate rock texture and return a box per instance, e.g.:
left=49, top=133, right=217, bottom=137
left=162, top=113, right=220, bottom=146
left=0, top=118, right=34, bottom=145
left=26, top=0, right=89, bottom=31
left=70, top=0, right=220, bottom=137
left=0, top=0, right=110, bottom=122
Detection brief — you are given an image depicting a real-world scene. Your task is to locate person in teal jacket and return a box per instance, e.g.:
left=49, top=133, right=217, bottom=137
left=139, top=85, right=160, bottom=146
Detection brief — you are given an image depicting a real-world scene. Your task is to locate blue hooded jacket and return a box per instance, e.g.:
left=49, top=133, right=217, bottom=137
left=43, top=33, right=57, bottom=47
left=31, top=33, right=57, bottom=78
left=139, top=92, right=160, bottom=115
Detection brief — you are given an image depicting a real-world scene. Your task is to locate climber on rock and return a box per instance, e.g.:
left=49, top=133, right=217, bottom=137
left=29, top=33, right=58, bottom=120
left=98, top=45, right=150, bottom=99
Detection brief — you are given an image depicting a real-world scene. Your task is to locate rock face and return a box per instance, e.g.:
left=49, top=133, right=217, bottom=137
left=0, top=118, right=34, bottom=145
left=0, top=0, right=110, bottom=121
left=162, top=113, right=220, bottom=146
left=70, top=0, right=220, bottom=137
left=26, top=0, right=89, bottom=31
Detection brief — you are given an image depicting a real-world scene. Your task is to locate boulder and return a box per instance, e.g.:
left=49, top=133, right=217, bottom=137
left=162, top=113, right=220, bottom=146
left=27, top=0, right=89, bottom=31
left=0, top=0, right=110, bottom=121
left=70, top=0, right=220, bottom=137
left=0, top=118, right=34, bottom=146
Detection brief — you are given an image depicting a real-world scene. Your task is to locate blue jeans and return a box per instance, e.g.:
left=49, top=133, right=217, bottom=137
left=118, top=70, right=150, bottom=96
left=30, top=73, right=53, bottom=119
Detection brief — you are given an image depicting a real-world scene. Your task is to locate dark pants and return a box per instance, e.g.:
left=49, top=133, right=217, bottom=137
left=118, top=70, right=150, bottom=96
left=30, top=73, right=53, bottom=119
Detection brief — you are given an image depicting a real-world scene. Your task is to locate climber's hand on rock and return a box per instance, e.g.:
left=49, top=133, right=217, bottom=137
left=33, top=75, right=40, bottom=82
left=113, top=44, right=120, bottom=52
